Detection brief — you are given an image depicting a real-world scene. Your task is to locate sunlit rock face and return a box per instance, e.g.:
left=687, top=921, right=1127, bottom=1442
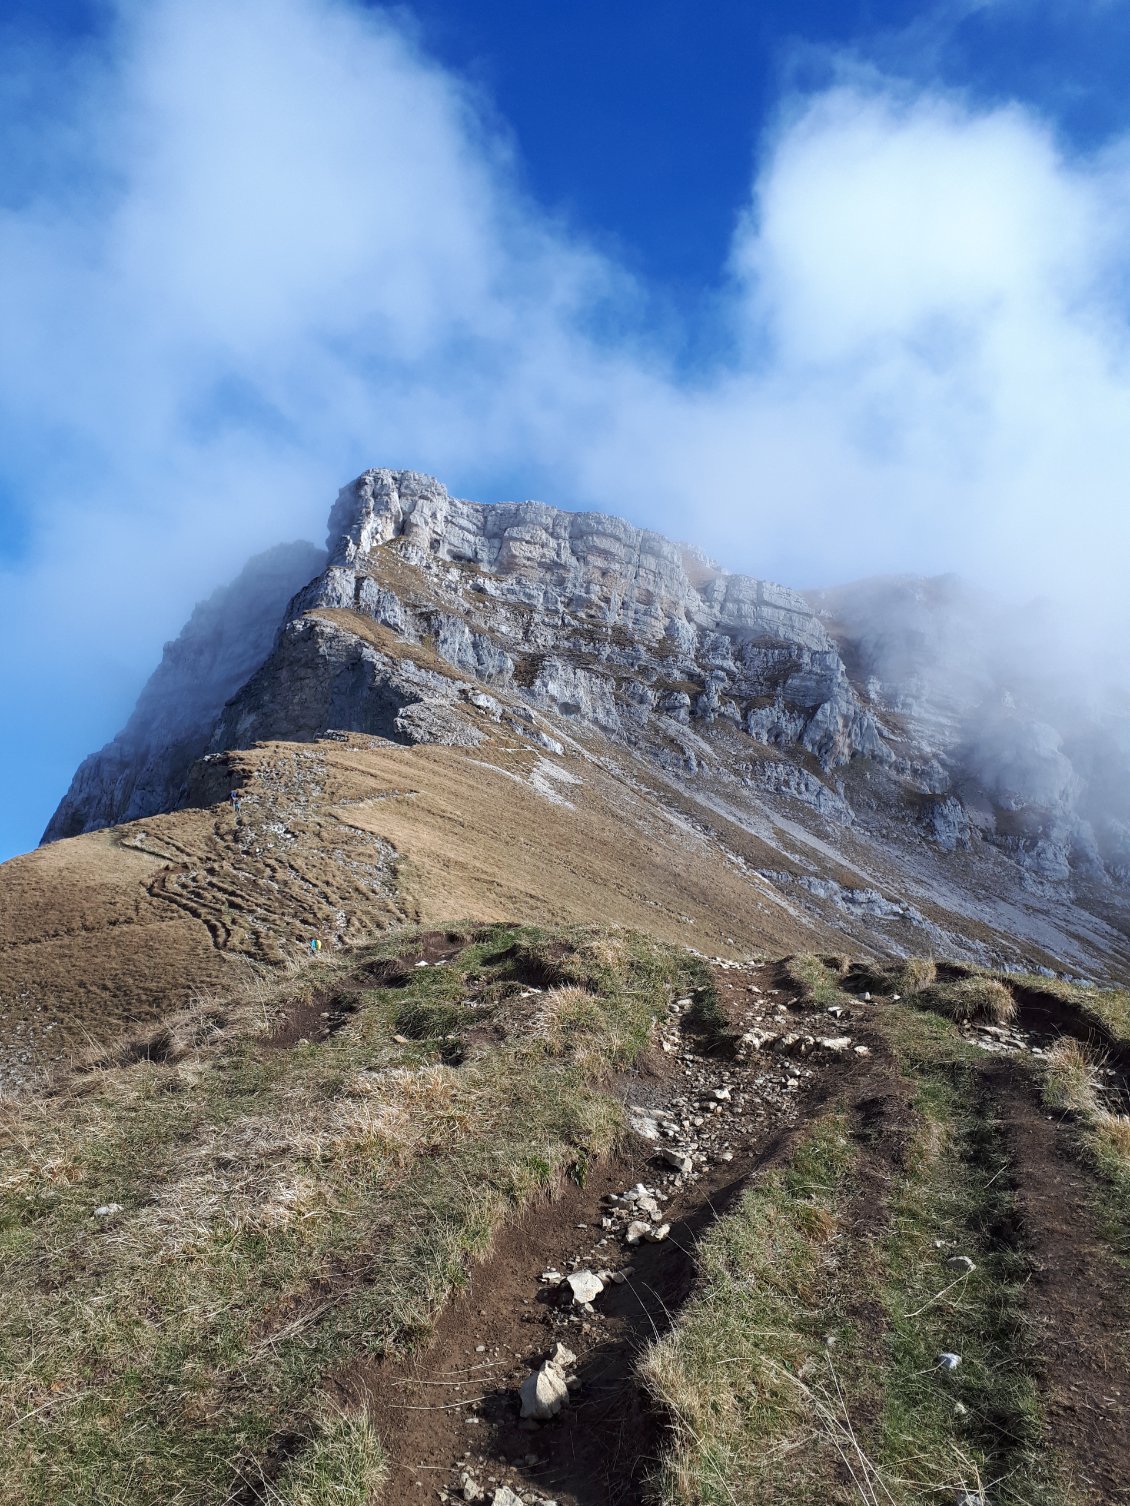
left=42, top=467, right=1130, bottom=891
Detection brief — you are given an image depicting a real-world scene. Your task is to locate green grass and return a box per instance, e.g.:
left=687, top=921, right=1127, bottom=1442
left=0, top=922, right=694, bottom=1506
left=271, top=1409, right=389, bottom=1506
left=1038, top=1037, right=1130, bottom=1264
left=877, top=1008, right=1065, bottom=1506
left=642, top=1115, right=859, bottom=1505
left=643, top=965, right=1068, bottom=1506
left=783, top=953, right=848, bottom=1009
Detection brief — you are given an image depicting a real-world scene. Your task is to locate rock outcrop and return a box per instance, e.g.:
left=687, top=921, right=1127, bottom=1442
left=214, top=469, right=887, bottom=774
left=42, top=468, right=1130, bottom=895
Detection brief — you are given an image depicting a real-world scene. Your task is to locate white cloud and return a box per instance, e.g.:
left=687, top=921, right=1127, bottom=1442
left=2, top=0, right=1130, bottom=854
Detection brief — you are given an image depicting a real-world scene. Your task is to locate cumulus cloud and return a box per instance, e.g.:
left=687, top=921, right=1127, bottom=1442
left=2, top=0, right=1130, bottom=854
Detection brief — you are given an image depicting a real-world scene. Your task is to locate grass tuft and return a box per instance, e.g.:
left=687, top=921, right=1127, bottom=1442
left=782, top=953, right=847, bottom=1009
left=921, top=975, right=1017, bottom=1025
left=270, top=1408, right=389, bottom=1506
left=1041, top=1039, right=1104, bottom=1117
left=895, top=956, right=937, bottom=995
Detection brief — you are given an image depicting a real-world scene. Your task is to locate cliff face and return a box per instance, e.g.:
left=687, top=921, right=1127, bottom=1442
left=42, top=468, right=1130, bottom=898
left=43, top=541, right=326, bottom=841
left=212, top=469, right=883, bottom=770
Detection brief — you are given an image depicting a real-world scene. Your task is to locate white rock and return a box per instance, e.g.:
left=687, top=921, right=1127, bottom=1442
left=662, top=1148, right=694, bottom=1174
left=94, top=1204, right=124, bottom=1217
left=566, top=1269, right=604, bottom=1304
left=625, top=1220, right=651, bottom=1246
left=492, top=1489, right=526, bottom=1506
left=936, top=1352, right=962, bottom=1371
left=644, top=1223, right=671, bottom=1243
left=548, top=1341, right=576, bottom=1369
left=628, top=1108, right=661, bottom=1140
left=518, top=1362, right=569, bottom=1421
left=818, top=1037, right=852, bottom=1052
left=711, top=1085, right=731, bottom=1101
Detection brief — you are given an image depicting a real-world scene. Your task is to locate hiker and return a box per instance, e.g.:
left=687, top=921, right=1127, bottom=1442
left=309, top=937, right=321, bottom=955
left=230, top=790, right=241, bottom=813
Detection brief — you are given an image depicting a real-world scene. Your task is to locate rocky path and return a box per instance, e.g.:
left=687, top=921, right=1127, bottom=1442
left=353, top=959, right=872, bottom=1506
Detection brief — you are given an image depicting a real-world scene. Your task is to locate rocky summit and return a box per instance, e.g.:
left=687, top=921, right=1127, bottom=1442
left=41, top=468, right=1130, bottom=979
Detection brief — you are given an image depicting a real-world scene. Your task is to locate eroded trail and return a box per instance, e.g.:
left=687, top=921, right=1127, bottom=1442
left=990, top=1063, right=1130, bottom=1505
left=347, top=961, right=872, bottom=1505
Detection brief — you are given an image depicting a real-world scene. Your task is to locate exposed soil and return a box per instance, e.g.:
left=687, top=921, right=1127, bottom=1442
left=989, top=1062, right=1130, bottom=1506
left=339, top=966, right=1130, bottom=1506
left=344, top=961, right=880, bottom=1506
left=268, top=930, right=471, bottom=1047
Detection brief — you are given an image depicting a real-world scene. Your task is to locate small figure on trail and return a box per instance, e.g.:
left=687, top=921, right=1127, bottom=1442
left=230, top=790, right=241, bottom=813
left=310, top=937, right=322, bottom=955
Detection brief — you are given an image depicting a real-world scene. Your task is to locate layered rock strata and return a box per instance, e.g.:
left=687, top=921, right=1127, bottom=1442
left=43, top=469, right=1130, bottom=890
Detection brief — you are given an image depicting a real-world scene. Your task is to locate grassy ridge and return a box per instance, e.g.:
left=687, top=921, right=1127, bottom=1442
left=0, top=923, right=693, bottom=1506
left=644, top=957, right=1073, bottom=1506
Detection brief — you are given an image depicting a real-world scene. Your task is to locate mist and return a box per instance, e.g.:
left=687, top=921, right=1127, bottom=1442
left=3, top=0, right=1130, bottom=859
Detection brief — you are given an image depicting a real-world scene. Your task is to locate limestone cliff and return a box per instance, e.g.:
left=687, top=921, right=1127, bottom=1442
left=42, top=469, right=1130, bottom=896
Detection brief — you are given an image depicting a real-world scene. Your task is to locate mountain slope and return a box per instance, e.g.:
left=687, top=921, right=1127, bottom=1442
left=9, top=468, right=1130, bottom=1082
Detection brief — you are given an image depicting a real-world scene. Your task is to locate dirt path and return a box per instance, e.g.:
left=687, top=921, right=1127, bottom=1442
left=990, top=1063, right=1130, bottom=1506
left=345, top=960, right=873, bottom=1506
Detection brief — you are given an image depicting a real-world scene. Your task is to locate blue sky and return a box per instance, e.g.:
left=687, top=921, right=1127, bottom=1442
left=2, top=0, right=1130, bottom=860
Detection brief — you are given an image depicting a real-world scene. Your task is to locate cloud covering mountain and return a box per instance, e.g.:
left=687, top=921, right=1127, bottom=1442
left=2, top=0, right=1129, bottom=856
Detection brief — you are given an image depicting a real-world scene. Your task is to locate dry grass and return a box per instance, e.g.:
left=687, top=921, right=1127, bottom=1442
left=1041, top=1039, right=1105, bottom=1117
left=896, top=957, right=937, bottom=995
left=1095, top=1113, right=1130, bottom=1160
left=2, top=725, right=826, bottom=1070
left=0, top=922, right=694, bottom=1506
left=922, top=975, right=1017, bottom=1025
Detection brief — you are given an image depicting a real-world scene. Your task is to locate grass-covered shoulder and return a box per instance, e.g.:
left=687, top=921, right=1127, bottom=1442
left=0, top=923, right=696, bottom=1506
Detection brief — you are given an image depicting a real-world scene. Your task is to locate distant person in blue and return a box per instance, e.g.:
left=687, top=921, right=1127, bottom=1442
left=310, top=937, right=322, bottom=955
